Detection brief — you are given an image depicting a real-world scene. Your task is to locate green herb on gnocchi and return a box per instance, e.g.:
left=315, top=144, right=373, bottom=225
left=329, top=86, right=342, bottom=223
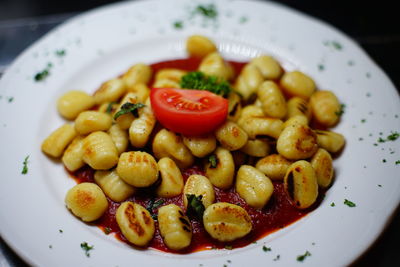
left=113, top=102, right=145, bottom=120
left=208, top=154, right=218, bottom=168
left=335, top=103, right=346, bottom=117
left=146, top=199, right=164, bottom=220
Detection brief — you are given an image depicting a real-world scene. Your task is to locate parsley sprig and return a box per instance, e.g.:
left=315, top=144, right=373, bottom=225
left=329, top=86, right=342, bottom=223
left=208, top=154, right=218, bottom=168
left=180, top=71, right=231, bottom=97
left=297, top=251, right=311, bottom=262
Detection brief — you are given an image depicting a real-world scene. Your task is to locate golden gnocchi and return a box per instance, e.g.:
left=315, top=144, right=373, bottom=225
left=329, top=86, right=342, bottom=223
left=42, top=34, right=346, bottom=253
left=116, top=202, right=155, bottom=246
left=65, top=183, right=108, bottom=222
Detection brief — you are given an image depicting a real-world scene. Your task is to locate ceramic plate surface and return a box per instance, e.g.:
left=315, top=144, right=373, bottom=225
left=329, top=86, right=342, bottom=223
left=0, top=0, right=399, bottom=266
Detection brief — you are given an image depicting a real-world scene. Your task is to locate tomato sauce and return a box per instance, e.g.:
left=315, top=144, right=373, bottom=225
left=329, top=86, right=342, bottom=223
left=69, top=57, right=323, bottom=253
left=71, top=164, right=322, bottom=254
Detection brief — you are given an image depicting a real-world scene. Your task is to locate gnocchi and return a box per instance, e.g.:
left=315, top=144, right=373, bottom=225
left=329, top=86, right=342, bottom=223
left=203, top=202, right=252, bottom=242
left=116, top=202, right=155, bottom=246
left=158, top=204, right=192, bottom=250
left=42, top=34, right=346, bottom=253
left=65, top=183, right=108, bottom=222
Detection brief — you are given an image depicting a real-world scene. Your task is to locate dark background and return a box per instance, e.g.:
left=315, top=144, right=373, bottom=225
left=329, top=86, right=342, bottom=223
left=0, top=0, right=399, bottom=266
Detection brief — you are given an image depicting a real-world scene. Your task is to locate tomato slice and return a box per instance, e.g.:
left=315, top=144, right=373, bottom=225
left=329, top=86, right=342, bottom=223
left=150, top=88, right=228, bottom=136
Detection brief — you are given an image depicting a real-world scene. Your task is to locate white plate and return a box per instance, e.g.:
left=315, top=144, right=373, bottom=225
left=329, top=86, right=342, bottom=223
left=0, top=0, right=399, bottom=266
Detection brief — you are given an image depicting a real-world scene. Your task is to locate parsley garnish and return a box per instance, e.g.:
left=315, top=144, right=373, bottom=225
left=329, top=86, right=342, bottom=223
left=239, top=16, right=248, bottom=24
left=377, top=131, right=399, bottom=143
left=8, top=97, right=14, bottom=103
left=262, top=246, right=271, bottom=252
left=194, top=4, right=218, bottom=19
left=180, top=71, right=231, bottom=97
left=104, top=227, right=112, bottom=235
left=21, top=155, right=29, bottom=174
left=396, top=160, right=400, bottom=165
left=297, top=251, right=311, bottom=262
left=324, top=40, right=343, bottom=50
left=113, top=102, right=145, bottom=120
left=146, top=199, right=164, bottom=220
left=80, top=242, right=94, bottom=257
left=225, top=245, right=233, bottom=250
left=330, top=202, right=335, bottom=207
left=55, top=49, right=66, bottom=57
left=361, top=119, right=366, bottom=123
left=335, top=103, right=346, bottom=117
left=173, top=20, right=184, bottom=29
left=318, top=64, right=325, bottom=71
left=59, top=229, right=63, bottom=233
left=34, top=63, right=52, bottom=82
left=344, top=199, right=356, bottom=207
left=186, top=194, right=205, bottom=220
left=208, top=154, right=218, bottom=168
left=382, top=159, right=387, bottom=163
left=105, top=102, right=116, bottom=114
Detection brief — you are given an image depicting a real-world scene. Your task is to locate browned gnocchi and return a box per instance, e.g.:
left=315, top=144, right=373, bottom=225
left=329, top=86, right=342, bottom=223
left=42, top=34, right=345, bottom=253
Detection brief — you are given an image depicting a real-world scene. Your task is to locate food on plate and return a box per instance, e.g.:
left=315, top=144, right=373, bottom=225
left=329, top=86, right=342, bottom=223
left=42, top=34, right=345, bottom=252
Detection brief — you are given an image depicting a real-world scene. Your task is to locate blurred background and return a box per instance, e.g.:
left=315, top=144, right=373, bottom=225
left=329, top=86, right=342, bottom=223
left=0, top=0, right=399, bottom=266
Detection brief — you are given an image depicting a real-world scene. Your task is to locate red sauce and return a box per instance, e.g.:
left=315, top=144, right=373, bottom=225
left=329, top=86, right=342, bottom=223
left=71, top=164, right=322, bottom=254
left=69, top=57, right=323, bottom=253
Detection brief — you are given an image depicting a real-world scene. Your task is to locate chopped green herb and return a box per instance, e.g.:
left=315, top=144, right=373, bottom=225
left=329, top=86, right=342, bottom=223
left=80, top=242, right=94, bottom=257
left=382, top=159, right=387, bottom=163
left=55, top=49, right=66, bottom=57
left=173, top=20, right=184, bottom=29
left=225, top=245, right=233, bottom=250
left=8, top=97, right=14, bottom=103
left=262, top=246, right=271, bottom=252
left=49, top=245, right=53, bottom=249
left=335, top=103, right=346, bottom=117
left=324, top=40, right=343, bottom=50
left=358, top=137, right=363, bottom=141
left=396, top=160, right=400, bottom=165
left=378, top=184, right=382, bottom=187
left=180, top=71, right=231, bottom=97
left=113, top=102, right=145, bottom=120
left=186, top=194, right=205, bottom=220
left=21, top=155, right=29, bottom=174
left=273, top=255, right=280, bottom=261
left=239, top=16, right=248, bottom=23
left=387, top=131, right=400, bottom=141
left=105, top=102, right=117, bottom=114
left=297, top=251, right=311, bottom=262
left=104, top=227, right=112, bottom=235
left=344, top=199, right=356, bottom=207
left=34, top=69, right=50, bottom=82
left=361, top=119, right=366, bottom=123
left=223, top=265, right=228, bottom=267
left=146, top=199, right=164, bottom=220
left=59, top=229, right=63, bottom=233
left=330, top=202, right=335, bottom=207
left=377, top=132, right=400, bottom=143
left=194, top=4, right=218, bottom=19
left=318, top=64, right=325, bottom=71
left=208, top=154, right=218, bottom=168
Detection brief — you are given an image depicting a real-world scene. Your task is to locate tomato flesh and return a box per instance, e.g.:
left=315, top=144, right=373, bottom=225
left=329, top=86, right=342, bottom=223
left=150, top=88, right=228, bottom=136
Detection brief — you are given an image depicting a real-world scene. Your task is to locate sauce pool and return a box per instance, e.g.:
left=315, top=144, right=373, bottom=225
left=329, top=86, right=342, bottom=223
left=70, top=57, right=322, bottom=253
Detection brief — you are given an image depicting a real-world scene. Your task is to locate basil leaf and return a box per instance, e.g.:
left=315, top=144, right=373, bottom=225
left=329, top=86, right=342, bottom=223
left=186, top=194, right=205, bottom=219
left=113, top=102, right=145, bottom=120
